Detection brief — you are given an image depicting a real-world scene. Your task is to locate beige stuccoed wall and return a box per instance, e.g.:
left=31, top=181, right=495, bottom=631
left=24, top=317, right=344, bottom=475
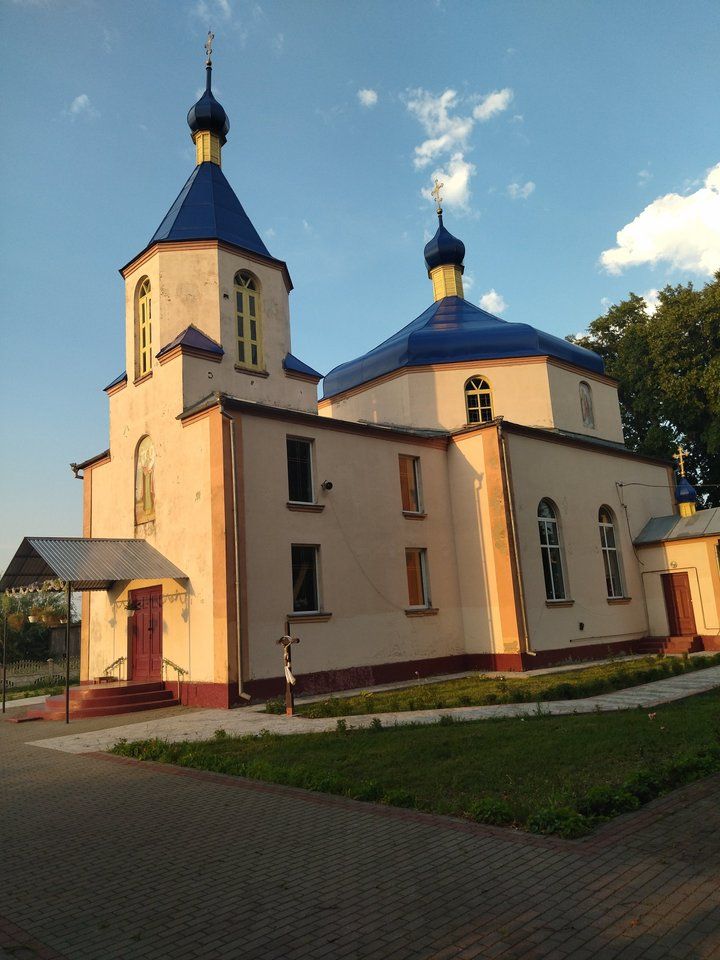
left=446, top=431, right=520, bottom=657
left=123, top=243, right=317, bottom=415
left=320, top=360, right=554, bottom=431
left=638, top=538, right=720, bottom=638
left=547, top=363, right=624, bottom=443
left=83, top=360, right=216, bottom=683
left=238, top=413, right=464, bottom=681
left=505, top=431, right=675, bottom=652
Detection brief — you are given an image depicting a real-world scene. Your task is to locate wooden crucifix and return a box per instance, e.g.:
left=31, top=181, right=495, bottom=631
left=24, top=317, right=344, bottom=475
left=277, top=631, right=300, bottom=716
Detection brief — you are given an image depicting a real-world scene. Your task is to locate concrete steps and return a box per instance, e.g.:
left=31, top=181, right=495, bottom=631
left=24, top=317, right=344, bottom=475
left=22, top=681, right=179, bottom=721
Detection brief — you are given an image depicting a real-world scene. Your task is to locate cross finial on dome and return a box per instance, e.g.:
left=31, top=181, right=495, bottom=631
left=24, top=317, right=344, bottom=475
left=673, top=444, right=688, bottom=477
left=431, top=178, right=444, bottom=215
left=204, top=30, right=214, bottom=66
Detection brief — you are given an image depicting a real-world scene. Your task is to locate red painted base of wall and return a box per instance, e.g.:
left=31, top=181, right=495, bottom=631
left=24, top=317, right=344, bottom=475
left=161, top=634, right=720, bottom=708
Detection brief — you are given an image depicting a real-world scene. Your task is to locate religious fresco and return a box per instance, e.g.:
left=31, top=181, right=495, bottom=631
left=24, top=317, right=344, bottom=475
left=135, top=436, right=156, bottom=525
left=579, top=381, right=595, bottom=428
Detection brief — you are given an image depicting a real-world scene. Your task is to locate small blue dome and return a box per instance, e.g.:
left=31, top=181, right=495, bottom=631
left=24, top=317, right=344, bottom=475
left=424, top=213, right=465, bottom=272
left=675, top=476, right=697, bottom=504
left=187, top=64, right=229, bottom=145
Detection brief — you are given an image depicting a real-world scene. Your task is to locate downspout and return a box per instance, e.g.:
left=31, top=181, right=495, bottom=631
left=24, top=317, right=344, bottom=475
left=222, top=402, right=250, bottom=702
left=498, top=422, right=534, bottom=657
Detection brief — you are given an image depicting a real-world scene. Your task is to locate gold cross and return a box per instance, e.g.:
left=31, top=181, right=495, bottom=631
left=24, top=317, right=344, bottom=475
left=431, top=178, right=444, bottom=213
left=673, top=445, right=688, bottom=476
left=205, top=30, right=215, bottom=64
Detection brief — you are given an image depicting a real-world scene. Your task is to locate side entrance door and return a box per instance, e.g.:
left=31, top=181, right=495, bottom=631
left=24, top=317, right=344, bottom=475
left=129, top=585, right=163, bottom=681
left=661, top=572, right=697, bottom=636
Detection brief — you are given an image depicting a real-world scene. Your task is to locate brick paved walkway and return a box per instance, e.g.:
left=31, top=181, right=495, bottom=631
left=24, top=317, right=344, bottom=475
left=1, top=712, right=719, bottom=959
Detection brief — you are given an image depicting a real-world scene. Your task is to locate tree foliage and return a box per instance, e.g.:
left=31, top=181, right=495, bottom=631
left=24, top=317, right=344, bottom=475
left=570, top=272, right=720, bottom=499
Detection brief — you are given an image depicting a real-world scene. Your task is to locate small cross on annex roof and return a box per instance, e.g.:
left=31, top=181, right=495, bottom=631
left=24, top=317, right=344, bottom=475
left=673, top=444, right=689, bottom=476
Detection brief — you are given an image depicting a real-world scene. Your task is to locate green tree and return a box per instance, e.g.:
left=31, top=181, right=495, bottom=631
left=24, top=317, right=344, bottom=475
left=0, top=592, right=73, bottom=661
left=570, top=272, right=720, bottom=500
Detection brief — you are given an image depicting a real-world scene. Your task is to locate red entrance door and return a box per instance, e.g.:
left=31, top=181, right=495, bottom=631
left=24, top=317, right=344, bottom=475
left=129, top=586, right=163, bottom=681
left=661, top=572, right=697, bottom=636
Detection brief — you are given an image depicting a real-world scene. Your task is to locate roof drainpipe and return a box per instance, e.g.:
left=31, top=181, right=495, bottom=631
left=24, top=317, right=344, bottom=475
left=498, top=421, right=534, bottom=659
left=222, top=401, right=251, bottom=703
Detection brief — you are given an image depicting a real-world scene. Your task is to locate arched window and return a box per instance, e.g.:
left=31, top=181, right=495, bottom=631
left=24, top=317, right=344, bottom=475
left=234, top=271, right=263, bottom=369
left=136, top=278, right=152, bottom=378
left=579, top=381, right=595, bottom=428
left=537, top=499, right=567, bottom=601
left=465, top=377, right=493, bottom=424
left=598, top=506, right=624, bottom=598
left=135, top=436, right=156, bottom=525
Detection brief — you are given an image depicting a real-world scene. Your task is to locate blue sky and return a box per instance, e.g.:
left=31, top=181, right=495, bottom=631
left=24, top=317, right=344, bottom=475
left=1, top=0, right=719, bottom=572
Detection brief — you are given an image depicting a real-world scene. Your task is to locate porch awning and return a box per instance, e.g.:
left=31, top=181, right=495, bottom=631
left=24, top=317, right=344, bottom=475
left=0, top=537, right=188, bottom=592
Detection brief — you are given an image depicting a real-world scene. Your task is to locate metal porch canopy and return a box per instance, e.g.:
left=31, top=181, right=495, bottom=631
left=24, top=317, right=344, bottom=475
left=0, top=537, right=188, bottom=592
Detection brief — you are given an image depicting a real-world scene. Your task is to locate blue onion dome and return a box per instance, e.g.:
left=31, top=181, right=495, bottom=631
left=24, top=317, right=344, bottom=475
left=675, top=476, right=697, bottom=504
left=424, top=212, right=466, bottom=272
left=187, top=63, right=229, bottom=145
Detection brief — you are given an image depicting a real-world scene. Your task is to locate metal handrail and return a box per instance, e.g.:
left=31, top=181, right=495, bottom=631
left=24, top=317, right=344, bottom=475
left=103, top=656, right=126, bottom=677
left=161, top=657, right=188, bottom=676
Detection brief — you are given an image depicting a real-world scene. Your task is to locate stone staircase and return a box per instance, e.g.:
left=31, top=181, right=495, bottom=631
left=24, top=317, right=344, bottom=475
left=635, top=635, right=704, bottom=656
left=22, top=681, right=179, bottom=721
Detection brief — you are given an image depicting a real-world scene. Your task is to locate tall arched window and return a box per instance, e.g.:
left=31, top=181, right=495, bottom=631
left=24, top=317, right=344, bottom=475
left=135, top=436, right=156, bottom=525
left=234, top=271, right=263, bottom=369
left=537, top=499, right=567, bottom=601
left=136, top=278, right=152, bottom=378
left=465, top=377, right=493, bottom=424
left=579, top=381, right=595, bottom=428
left=598, top=506, right=624, bottom=598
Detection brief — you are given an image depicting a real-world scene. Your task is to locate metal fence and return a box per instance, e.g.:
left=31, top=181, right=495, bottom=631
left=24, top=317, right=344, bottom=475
left=3, top=657, right=80, bottom=688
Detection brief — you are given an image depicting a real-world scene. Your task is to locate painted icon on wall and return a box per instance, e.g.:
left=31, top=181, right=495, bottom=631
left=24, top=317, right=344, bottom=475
left=579, top=381, right=595, bottom=429
left=135, top=436, right=156, bottom=525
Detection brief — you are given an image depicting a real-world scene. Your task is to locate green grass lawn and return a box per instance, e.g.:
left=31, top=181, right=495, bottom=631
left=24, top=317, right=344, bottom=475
left=113, top=689, right=720, bottom=838
left=266, top=653, right=720, bottom=718
left=2, top=681, right=72, bottom=701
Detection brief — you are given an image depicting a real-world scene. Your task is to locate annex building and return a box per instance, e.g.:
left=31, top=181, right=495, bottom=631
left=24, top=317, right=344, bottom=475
left=3, top=52, right=719, bottom=710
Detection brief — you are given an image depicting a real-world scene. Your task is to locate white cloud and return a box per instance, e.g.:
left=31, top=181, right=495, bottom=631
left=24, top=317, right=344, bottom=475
left=357, top=88, right=378, bottom=108
left=600, top=163, right=720, bottom=276
left=473, top=88, right=513, bottom=122
left=462, top=272, right=474, bottom=292
left=271, top=32, right=284, bottom=53
left=406, top=89, right=474, bottom=168
left=66, top=94, right=98, bottom=119
left=638, top=168, right=652, bottom=187
left=421, top=153, right=476, bottom=211
left=642, top=288, right=660, bottom=314
left=508, top=180, right=535, bottom=200
left=194, top=0, right=233, bottom=20
left=479, top=289, right=507, bottom=314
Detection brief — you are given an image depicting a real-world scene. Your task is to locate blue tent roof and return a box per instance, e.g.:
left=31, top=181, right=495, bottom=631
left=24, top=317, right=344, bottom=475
left=156, top=324, right=224, bottom=360
left=323, top=296, right=605, bottom=399
left=147, top=162, right=273, bottom=259
left=283, top=353, right=322, bottom=380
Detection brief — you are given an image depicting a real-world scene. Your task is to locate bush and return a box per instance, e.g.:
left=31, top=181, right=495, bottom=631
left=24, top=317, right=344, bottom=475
left=527, top=806, right=590, bottom=838
left=382, top=788, right=416, bottom=808
left=467, top=797, right=514, bottom=826
left=576, top=785, right=640, bottom=818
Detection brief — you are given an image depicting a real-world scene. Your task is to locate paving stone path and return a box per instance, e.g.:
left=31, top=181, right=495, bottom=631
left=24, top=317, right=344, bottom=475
left=1, top=707, right=719, bottom=960
left=27, top=664, right=720, bottom=755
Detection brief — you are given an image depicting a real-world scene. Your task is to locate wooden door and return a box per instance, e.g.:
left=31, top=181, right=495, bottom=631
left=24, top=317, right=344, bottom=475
left=661, top=572, right=696, bottom=636
left=129, top=586, right=163, bottom=681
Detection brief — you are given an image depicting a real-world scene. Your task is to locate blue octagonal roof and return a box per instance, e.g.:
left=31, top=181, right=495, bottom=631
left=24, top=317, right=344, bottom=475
left=148, top=161, right=272, bottom=258
left=322, top=296, right=605, bottom=399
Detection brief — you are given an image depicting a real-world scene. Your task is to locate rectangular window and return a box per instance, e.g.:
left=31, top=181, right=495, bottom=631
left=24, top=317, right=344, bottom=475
left=291, top=545, right=319, bottom=613
left=399, top=455, right=422, bottom=513
left=287, top=438, right=314, bottom=503
left=405, top=548, right=429, bottom=607
left=538, top=517, right=567, bottom=601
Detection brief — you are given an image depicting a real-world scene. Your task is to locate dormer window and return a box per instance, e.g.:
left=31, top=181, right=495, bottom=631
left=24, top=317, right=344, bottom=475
left=465, top=377, right=493, bottom=424
left=579, top=381, right=595, bottom=428
left=234, top=271, right=263, bottom=370
left=136, top=278, right=152, bottom=379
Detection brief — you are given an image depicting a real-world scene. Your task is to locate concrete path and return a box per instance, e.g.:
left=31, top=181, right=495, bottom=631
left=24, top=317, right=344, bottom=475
left=1, top=703, right=719, bottom=959
left=30, top=664, right=720, bottom=755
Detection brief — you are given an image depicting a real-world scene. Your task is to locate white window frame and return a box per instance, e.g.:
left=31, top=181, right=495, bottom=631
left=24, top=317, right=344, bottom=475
left=405, top=547, right=431, bottom=609
left=290, top=543, right=321, bottom=614
left=399, top=454, right=423, bottom=514
left=286, top=436, right=315, bottom=505
left=599, top=507, right=625, bottom=599
left=537, top=499, right=568, bottom=601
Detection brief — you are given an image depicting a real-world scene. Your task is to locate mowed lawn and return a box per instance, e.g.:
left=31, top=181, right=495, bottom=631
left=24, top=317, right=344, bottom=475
left=266, top=654, right=720, bottom=718
left=113, top=689, right=720, bottom=837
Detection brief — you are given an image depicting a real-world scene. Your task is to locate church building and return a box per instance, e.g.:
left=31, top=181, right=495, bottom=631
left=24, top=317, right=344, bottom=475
left=4, top=49, right=719, bottom=711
